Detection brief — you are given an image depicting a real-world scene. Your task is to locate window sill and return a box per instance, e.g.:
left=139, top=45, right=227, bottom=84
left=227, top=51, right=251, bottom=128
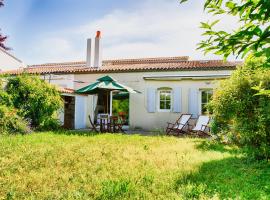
left=157, top=109, right=172, bottom=113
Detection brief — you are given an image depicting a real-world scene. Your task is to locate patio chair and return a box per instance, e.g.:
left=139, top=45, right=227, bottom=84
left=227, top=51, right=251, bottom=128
left=97, top=113, right=110, bottom=132
left=190, top=115, right=211, bottom=136
left=88, top=115, right=99, bottom=133
left=166, top=114, right=192, bottom=136
left=109, top=116, right=125, bottom=133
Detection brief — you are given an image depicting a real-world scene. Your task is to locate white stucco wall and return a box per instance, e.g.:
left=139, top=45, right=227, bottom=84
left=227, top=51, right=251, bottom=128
left=74, top=70, right=233, bottom=131
left=42, top=74, right=75, bottom=89
left=0, top=48, right=24, bottom=70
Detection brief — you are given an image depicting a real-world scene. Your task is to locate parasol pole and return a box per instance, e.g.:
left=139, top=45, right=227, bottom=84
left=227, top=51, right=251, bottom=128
left=110, top=91, right=113, bottom=116
left=107, top=90, right=109, bottom=114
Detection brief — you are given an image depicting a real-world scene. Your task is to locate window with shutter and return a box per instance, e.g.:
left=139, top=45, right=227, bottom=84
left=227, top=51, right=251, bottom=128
left=200, top=89, right=213, bottom=114
left=157, top=88, right=172, bottom=112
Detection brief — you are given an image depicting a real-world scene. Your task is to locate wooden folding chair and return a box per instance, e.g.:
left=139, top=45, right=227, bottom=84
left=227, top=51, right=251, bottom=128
left=88, top=115, right=99, bottom=133
left=109, top=116, right=125, bottom=133
left=166, top=114, right=192, bottom=136
left=189, top=115, right=211, bottom=137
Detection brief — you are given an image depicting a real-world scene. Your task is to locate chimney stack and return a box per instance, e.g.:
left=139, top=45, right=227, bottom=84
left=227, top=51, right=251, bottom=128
left=86, top=38, right=92, bottom=67
left=94, top=31, right=102, bottom=68
left=86, top=31, right=102, bottom=68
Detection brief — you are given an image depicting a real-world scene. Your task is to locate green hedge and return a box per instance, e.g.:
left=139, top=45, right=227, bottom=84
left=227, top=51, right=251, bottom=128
left=209, top=56, right=270, bottom=159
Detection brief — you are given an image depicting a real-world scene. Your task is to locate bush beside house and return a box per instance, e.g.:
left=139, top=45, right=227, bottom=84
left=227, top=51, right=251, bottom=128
left=210, top=56, right=270, bottom=159
left=0, top=74, right=63, bottom=134
left=0, top=105, right=29, bottom=134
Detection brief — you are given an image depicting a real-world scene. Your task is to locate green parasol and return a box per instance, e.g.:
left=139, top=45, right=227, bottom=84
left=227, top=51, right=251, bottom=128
left=76, top=75, right=139, bottom=113
left=113, top=92, right=129, bottom=100
left=76, top=75, right=138, bottom=94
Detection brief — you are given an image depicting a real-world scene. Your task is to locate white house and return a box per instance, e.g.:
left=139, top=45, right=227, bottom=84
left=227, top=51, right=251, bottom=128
left=2, top=32, right=240, bottom=130
left=0, top=47, right=25, bottom=71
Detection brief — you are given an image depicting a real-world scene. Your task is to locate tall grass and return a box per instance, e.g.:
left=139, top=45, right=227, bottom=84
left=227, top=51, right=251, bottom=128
left=0, top=132, right=269, bottom=199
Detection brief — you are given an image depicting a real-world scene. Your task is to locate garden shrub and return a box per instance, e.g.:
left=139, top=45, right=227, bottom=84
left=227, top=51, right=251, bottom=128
left=209, top=56, right=270, bottom=159
left=0, top=80, right=12, bottom=106
left=39, top=117, right=62, bottom=131
left=0, top=105, right=30, bottom=134
left=5, top=74, right=63, bottom=130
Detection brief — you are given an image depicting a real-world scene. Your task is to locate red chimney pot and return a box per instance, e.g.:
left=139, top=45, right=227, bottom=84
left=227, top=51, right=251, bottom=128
left=96, top=31, right=101, bottom=38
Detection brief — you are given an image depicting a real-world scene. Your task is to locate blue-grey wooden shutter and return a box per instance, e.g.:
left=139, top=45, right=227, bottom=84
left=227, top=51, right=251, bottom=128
left=147, top=88, right=156, bottom=113
left=188, top=88, right=199, bottom=118
left=75, top=96, right=87, bottom=129
left=173, top=87, right=182, bottom=113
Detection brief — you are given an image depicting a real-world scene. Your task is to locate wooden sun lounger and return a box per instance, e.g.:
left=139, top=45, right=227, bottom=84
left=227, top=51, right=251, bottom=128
left=189, top=115, right=211, bottom=137
left=166, top=114, right=192, bottom=136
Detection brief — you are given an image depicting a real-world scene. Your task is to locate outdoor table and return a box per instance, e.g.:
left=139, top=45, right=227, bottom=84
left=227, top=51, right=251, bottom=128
left=97, top=115, right=125, bottom=133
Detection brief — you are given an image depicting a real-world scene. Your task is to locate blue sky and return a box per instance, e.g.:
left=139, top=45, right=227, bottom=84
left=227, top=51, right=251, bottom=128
left=0, top=0, right=237, bottom=64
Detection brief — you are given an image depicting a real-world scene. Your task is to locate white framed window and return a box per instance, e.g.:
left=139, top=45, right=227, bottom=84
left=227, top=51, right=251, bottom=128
left=158, top=89, right=172, bottom=112
left=200, top=89, right=213, bottom=114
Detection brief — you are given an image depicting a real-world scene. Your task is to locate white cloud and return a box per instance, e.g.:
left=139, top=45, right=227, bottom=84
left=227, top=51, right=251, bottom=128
left=28, top=38, right=80, bottom=63
left=25, top=0, right=239, bottom=64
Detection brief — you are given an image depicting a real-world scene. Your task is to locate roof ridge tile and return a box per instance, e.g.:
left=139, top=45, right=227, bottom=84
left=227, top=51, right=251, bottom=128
left=1, top=57, right=241, bottom=75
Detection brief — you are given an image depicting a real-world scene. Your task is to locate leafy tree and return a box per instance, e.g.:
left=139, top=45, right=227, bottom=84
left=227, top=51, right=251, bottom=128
left=180, top=1, right=270, bottom=159
left=180, top=0, right=270, bottom=67
left=0, top=0, right=9, bottom=50
left=5, top=74, right=63, bottom=129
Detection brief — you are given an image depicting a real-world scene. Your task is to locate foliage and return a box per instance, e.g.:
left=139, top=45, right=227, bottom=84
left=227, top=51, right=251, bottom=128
left=0, top=80, right=28, bottom=134
left=112, top=99, right=129, bottom=123
left=5, top=74, right=63, bottom=129
left=112, top=99, right=129, bottom=114
left=0, top=80, right=12, bottom=106
left=0, top=105, right=30, bottom=134
left=180, top=0, right=270, bottom=66
left=39, top=117, right=62, bottom=131
left=209, top=56, right=270, bottom=159
left=0, top=0, right=9, bottom=50
left=252, top=82, right=270, bottom=97
left=180, top=0, right=270, bottom=159
left=0, top=132, right=269, bottom=199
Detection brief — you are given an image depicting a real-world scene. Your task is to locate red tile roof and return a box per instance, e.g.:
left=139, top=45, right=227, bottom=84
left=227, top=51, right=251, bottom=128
left=1, top=56, right=241, bottom=75
left=57, top=87, right=75, bottom=94
left=57, top=87, right=88, bottom=96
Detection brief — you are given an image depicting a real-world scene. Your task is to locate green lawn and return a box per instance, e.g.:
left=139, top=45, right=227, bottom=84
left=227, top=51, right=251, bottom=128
left=0, top=132, right=269, bottom=199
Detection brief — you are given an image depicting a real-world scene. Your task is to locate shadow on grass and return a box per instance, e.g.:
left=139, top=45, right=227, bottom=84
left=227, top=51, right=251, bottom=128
left=195, top=140, right=240, bottom=154
left=174, top=155, right=270, bottom=199
left=51, top=130, right=145, bottom=137
left=51, top=129, right=100, bottom=137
